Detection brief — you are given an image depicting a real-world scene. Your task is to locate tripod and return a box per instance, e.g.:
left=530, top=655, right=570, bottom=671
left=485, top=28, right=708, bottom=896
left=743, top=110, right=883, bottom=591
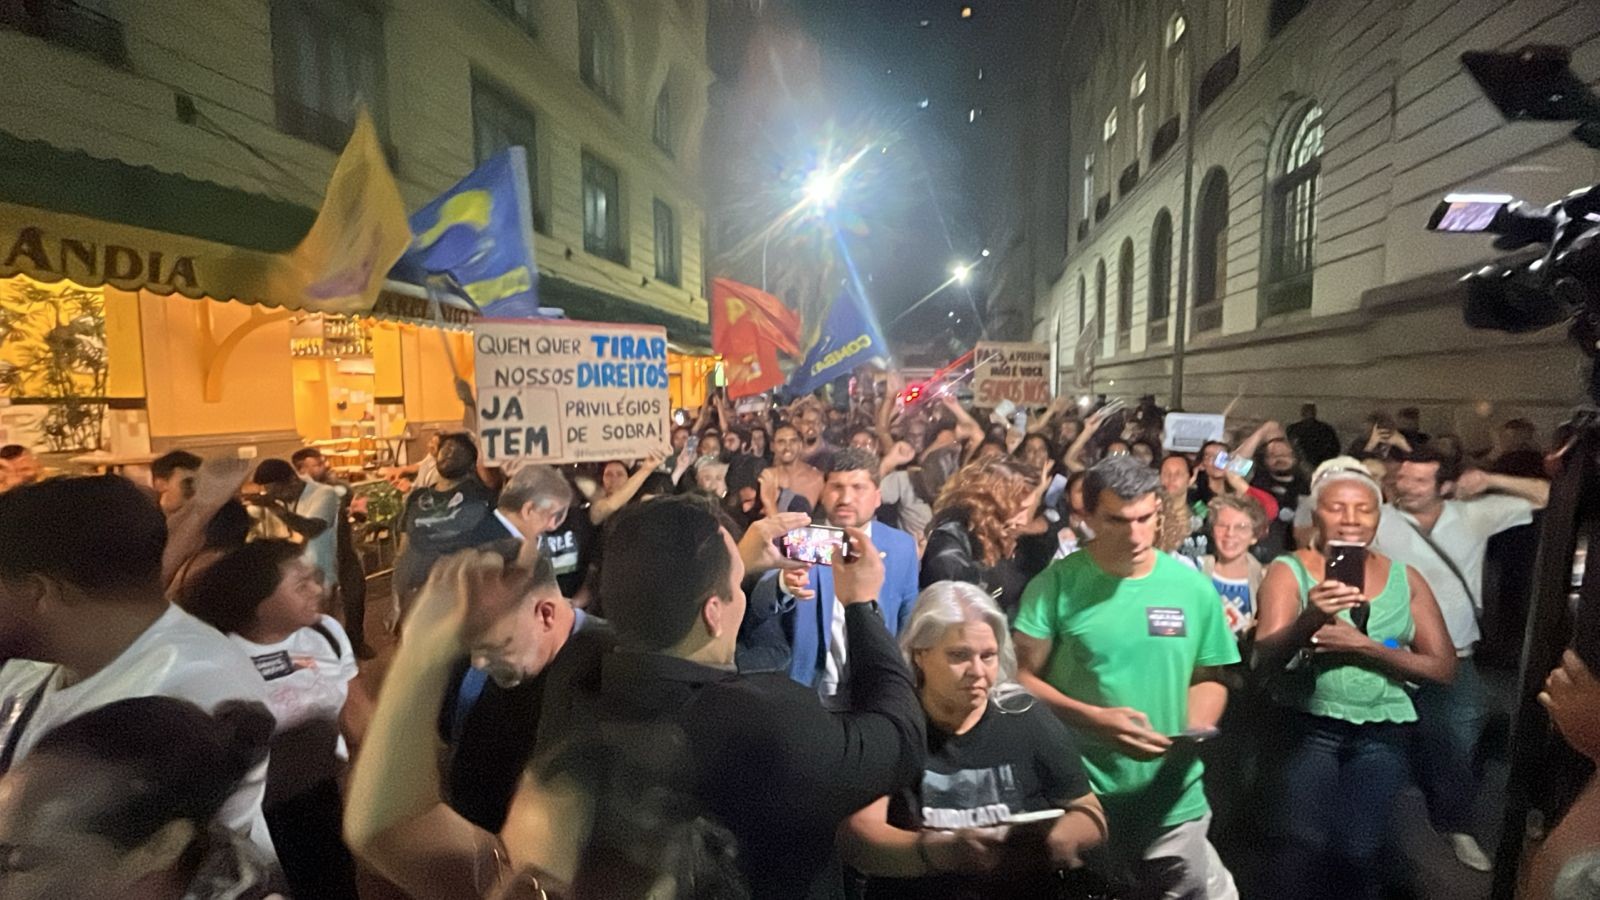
left=1491, top=408, right=1600, bottom=899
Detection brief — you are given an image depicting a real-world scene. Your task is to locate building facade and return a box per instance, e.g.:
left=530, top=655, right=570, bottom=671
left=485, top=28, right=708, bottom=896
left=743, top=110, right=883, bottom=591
left=0, top=0, right=714, bottom=460
left=1027, top=0, right=1598, bottom=440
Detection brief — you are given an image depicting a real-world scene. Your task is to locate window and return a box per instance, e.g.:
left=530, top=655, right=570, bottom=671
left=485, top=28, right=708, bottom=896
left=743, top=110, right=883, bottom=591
left=1117, top=239, right=1135, bottom=347
left=0, top=0, right=128, bottom=66
left=1194, top=169, right=1230, bottom=328
left=1094, top=259, right=1108, bottom=348
left=1149, top=209, right=1173, bottom=322
left=578, top=1, right=618, bottom=104
left=1131, top=64, right=1148, bottom=160
left=471, top=76, right=544, bottom=232
left=1077, top=274, right=1087, bottom=331
left=1167, top=14, right=1189, bottom=127
left=486, top=0, right=536, bottom=33
left=653, top=83, right=673, bottom=155
left=1082, top=154, right=1095, bottom=223
left=653, top=199, right=679, bottom=286
left=1264, top=104, right=1324, bottom=314
left=1103, top=108, right=1119, bottom=143
left=271, top=0, right=387, bottom=151
left=582, top=152, right=624, bottom=264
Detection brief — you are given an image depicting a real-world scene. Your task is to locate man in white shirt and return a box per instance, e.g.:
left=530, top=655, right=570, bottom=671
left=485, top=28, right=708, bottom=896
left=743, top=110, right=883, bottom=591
left=253, top=458, right=341, bottom=593
left=1373, top=446, right=1548, bottom=871
left=0, top=475, right=277, bottom=862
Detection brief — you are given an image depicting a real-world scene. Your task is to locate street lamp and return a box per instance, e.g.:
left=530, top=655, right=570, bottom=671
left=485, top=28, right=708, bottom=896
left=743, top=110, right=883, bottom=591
left=763, top=165, right=844, bottom=292
left=952, top=263, right=971, bottom=284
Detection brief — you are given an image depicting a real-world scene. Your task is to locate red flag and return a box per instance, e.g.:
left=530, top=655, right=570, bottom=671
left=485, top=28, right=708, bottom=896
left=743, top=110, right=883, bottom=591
left=711, top=278, right=801, bottom=356
left=712, top=278, right=802, bottom=398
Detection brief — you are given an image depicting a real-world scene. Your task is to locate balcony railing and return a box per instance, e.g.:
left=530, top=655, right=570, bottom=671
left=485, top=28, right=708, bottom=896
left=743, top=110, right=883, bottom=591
left=1077, top=219, right=1090, bottom=242
left=1118, top=160, right=1141, bottom=198
left=1151, top=116, right=1180, bottom=164
left=1193, top=303, right=1224, bottom=334
left=1094, top=194, right=1111, bottom=223
left=1262, top=273, right=1314, bottom=317
left=0, top=0, right=127, bottom=67
left=1147, top=318, right=1170, bottom=345
left=1199, top=47, right=1241, bottom=113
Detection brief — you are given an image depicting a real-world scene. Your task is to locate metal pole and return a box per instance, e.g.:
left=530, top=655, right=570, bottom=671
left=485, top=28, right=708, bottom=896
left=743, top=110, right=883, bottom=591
left=761, top=231, right=771, bottom=293
left=1169, top=35, right=1199, bottom=409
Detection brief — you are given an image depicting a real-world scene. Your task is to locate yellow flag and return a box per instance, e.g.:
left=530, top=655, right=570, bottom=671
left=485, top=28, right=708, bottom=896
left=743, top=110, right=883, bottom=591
left=276, top=108, right=410, bottom=313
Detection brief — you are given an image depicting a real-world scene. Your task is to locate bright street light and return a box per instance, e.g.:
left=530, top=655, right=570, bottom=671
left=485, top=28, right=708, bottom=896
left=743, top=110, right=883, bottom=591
left=952, top=263, right=971, bottom=283
left=803, top=168, right=843, bottom=208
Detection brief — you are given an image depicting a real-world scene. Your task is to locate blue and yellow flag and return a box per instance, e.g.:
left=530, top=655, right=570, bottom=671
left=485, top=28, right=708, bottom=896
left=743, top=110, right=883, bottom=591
left=394, top=147, right=541, bottom=318
left=276, top=108, right=411, bottom=314
left=786, top=287, right=888, bottom=396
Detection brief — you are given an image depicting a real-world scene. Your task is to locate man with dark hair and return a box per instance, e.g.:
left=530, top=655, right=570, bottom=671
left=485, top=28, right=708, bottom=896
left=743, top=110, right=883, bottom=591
left=252, top=457, right=341, bottom=592
left=1014, top=456, right=1239, bottom=897
left=1252, top=437, right=1309, bottom=561
left=390, top=433, right=505, bottom=618
left=751, top=447, right=919, bottom=697
left=1374, top=445, right=1549, bottom=871
left=292, top=447, right=372, bottom=657
left=1286, top=403, right=1340, bottom=468
left=769, top=421, right=824, bottom=508
left=347, top=497, right=923, bottom=900
left=150, top=449, right=203, bottom=513
left=0, top=476, right=276, bottom=860
left=0, top=444, right=39, bottom=491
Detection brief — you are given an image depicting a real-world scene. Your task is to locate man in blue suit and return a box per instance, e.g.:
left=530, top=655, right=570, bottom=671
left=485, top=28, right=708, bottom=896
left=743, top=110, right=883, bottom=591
left=746, top=448, right=919, bottom=701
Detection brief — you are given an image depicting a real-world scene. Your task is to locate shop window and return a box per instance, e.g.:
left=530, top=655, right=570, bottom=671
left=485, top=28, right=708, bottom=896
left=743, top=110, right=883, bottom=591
left=654, top=199, right=680, bottom=286
left=583, top=152, right=625, bottom=264
left=471, top=75, right=545, bottom=233
left=271, top=0, right=388, bottom=153
left=0, top=278, right=107, bottom=452
left=579, top=1, right=619, bottom=105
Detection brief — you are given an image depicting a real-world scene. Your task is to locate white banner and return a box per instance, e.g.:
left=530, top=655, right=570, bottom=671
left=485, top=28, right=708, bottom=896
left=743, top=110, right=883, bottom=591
left=973, top=341, right=1052, bottom=408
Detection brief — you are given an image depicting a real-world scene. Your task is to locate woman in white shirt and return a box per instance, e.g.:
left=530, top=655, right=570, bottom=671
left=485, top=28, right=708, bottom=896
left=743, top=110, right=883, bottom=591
left=185, top=539, right=369, bottom=900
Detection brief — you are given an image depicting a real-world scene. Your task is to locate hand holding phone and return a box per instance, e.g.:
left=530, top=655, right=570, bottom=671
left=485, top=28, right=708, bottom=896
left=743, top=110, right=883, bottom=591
left=1323, top=541, right=1370, bottom=632
left=1169, top=726, right=1221, bottom=745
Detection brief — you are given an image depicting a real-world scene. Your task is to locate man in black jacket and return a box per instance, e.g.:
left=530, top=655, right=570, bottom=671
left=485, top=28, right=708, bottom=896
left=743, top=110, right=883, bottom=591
left=536, top=496, right=926, bottom=899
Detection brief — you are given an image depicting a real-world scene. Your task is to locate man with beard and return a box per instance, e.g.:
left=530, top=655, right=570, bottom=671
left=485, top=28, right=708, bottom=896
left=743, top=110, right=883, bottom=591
left=769, top=423, right=825, bottom=508
left=391, top=433, right=507, bottom=621
left=293, top=447, right=374, bottom=658
left=1251, top=438, right=1309, bottom=561
left=0, top=476, right=275, bottom=860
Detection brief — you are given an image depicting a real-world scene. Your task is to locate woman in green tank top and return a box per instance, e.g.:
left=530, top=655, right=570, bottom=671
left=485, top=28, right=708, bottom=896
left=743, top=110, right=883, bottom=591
left=1253, top=458, right=1456, bottom=900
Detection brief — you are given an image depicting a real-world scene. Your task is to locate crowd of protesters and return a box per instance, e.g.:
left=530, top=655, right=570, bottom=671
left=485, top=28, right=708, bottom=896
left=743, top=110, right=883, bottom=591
left=0, top=374, right=1597, bottom=900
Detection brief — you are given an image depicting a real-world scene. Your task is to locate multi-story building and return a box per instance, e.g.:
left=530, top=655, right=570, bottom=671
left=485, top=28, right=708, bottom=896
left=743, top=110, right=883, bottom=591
left=0, top=0, right=713, bottom=459
left=1025, top=0, right=1597, bottom=439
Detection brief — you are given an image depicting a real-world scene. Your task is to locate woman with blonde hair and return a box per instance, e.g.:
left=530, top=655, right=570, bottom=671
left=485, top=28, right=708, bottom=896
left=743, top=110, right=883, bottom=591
left=841, top=581, right=1107, bottom=898
left=920, top=456, right=1042, bottom=617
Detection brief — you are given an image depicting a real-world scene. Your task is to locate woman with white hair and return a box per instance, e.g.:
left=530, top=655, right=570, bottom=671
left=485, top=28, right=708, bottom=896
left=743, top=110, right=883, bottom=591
left=840, top=581, right=1108, bottom=898
left=1254, top=456, right=1457, bottom=900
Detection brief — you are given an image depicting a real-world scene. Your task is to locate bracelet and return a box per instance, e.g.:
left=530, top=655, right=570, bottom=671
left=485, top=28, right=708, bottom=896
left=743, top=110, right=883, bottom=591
left=915, top=832, right=939, bottom=874
left=1062, top=803, right=1109, bottom=845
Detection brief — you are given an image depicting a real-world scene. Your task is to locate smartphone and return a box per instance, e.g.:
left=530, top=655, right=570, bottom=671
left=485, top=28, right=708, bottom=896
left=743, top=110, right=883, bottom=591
left=1169, top=726, right=1221, bottom=744
left=782, top=525, right=848, bottom=566
left=1002, top=808, right=1066, bottom=826
left=1426, top=194, right=1513, bottom=233
left=1325, top=541, right=1370, bottom=633
left=1213, top=450, right=1231, bottom=470
left=1226, top=455, right=1254, bottom=479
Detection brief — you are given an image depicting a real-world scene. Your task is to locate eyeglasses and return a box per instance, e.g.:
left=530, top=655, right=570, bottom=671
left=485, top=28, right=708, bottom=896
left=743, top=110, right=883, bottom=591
left=1213, top=522, right=1255, bottom=534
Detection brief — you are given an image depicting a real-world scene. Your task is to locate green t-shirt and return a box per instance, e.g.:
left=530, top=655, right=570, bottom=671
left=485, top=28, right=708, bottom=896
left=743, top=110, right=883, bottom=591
left=1014, top=550, right=1240, bottom=836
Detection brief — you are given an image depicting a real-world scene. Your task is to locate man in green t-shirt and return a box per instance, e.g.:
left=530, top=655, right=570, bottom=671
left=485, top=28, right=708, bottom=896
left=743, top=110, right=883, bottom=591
left=1014, top=456, right=1240, bottom=899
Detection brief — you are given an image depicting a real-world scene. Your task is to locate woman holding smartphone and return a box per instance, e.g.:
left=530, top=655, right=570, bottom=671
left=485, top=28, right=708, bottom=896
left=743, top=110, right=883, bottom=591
left=1254, top=456, right=1456, bottom=900
left=840, top=581, right=1108, bottom=898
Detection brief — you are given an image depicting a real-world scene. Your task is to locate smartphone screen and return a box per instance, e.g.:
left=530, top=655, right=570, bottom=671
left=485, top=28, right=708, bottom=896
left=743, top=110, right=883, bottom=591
left=782, top=525, right=847, bottom=566
left=1326, top=541, right=1370, bottom=633
left=1427, top=194, right=1512, bottom=233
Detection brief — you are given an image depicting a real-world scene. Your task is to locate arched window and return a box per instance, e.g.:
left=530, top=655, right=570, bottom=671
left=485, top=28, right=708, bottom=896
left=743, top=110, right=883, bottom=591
left=1117, top=239, right=1135, bottom=352
left=1264, top=103, right=1324, bottom=315
left=1077, top=274, right=1087, bottom=332
left=578, top=1, right=619, bottom=104
left=1094, top=259, right=1108, bottom=351
left=1149, top=209, right=1173, bottom=329
left=1194, top=168, right=1229, bottom=332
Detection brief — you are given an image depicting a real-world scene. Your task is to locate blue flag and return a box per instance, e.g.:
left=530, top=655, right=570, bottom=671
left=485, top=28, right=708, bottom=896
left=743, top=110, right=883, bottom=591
left=787, top=288, right=888, bottom=396
left=393, top=147, right=541, bottom=318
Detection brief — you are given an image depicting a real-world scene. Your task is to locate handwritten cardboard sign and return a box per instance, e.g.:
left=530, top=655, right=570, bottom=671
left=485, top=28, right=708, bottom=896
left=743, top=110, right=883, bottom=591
left=1162, top=413, right=1226, bottom=454
left=472, top=319, right=670, bottom=464
left=973, top=341, right=1052, bottom=408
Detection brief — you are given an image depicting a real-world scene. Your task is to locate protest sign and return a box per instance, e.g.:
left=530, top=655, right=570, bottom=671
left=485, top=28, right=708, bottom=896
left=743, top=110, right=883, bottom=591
left=1163, top=413, right=1226, bottom=453
left=972, top=341, right=1052, bottom=408
left=473, top=319, right=670, bottom=464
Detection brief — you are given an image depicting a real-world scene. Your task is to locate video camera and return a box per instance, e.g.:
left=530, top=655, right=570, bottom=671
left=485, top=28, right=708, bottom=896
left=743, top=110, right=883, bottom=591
left=1427, top=46, right=1600, bottom=400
